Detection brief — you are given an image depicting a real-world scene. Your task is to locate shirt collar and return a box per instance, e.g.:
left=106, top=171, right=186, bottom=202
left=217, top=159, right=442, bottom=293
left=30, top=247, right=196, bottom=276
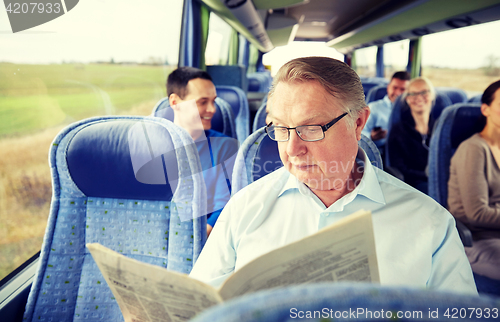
left=383, top=95, right=391, bottom=106
left=277, top=147, right=386, bottom=207
left=278, top=171, right=312, bottom=198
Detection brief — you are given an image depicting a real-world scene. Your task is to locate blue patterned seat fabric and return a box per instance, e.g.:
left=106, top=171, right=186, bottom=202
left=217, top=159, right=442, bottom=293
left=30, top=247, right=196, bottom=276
left=23, top=116, right=207, bottom=321
left=191, top=282, right=500, bottom=322
left=232, top=128, right=382, bottom=194
left=152, top=96, right=237, bottom=140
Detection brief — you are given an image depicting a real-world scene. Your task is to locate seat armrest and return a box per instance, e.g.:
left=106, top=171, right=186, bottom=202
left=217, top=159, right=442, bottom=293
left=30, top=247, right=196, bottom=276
left=456, top=220, right=473, bottom=247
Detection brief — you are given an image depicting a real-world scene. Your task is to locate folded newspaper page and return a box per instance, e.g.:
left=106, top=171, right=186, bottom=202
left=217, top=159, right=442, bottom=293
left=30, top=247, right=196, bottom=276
left=87, top=209, right=378, bottom=322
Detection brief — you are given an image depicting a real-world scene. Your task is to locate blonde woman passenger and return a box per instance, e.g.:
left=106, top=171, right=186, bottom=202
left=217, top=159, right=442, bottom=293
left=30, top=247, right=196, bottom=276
left=388, top=77, right=435, bottom=194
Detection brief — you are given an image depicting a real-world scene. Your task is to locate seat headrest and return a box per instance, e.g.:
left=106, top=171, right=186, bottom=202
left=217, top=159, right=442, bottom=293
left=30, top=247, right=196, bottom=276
left=216, top=86, right=245, bottom=117
left=66, top=120, right=178, bottom=200
left=449, top=105, right=485, bottom=149
left=252, top=134, right=283, bottom=181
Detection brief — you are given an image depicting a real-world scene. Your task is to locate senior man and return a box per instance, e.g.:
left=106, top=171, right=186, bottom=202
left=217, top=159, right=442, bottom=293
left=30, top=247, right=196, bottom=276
left=190, top=57, right=476, bottom=294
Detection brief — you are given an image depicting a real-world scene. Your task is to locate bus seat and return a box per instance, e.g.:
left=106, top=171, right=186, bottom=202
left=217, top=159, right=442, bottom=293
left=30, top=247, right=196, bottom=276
left=436, top=87, right=468, bottom=104
left=232, top=128, right=382, bottom=194
left=384, top=92, right=452, bottom=168
left=23, top=116, right=207, bottom=322
left=468, top=94, right=482, bottom=103
left=366, top=84, right=387, bottom=103
left=191, top=282, right=498, bottom=322
left=152, top=96, right=237, bottom=140
left=359, top=133, right=383, bottom=169
left=361, top=77, right=388, bottom=97
left=207, top=65, right=248, bottom=93
left=231, top=127, right=282, bottom=194
left=247, top=71, right=272, bottom=93
left=216, top=85, right=250, bottom=143
left=252, top=98, right=268, bottom=132
left=428, top=103, right=484, bottom=246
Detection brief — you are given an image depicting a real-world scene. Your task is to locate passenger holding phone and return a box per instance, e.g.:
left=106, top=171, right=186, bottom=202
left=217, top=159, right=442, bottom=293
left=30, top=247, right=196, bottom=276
left=362, top=71, right=410, bottom=153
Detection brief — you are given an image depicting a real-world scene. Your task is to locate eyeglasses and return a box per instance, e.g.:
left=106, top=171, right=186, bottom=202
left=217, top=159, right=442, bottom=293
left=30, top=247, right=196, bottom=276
left=407, top=90, right=430, bottom=99
left=265, top=112, right=348, bottom=142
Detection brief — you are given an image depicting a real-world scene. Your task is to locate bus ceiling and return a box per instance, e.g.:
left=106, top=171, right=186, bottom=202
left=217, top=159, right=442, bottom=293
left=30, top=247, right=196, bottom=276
left=200, top=0, right=500, bottom=54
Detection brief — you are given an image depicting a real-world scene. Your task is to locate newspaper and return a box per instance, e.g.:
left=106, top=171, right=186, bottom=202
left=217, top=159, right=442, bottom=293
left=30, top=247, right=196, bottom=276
left=87, top=209, right=379, bottom=322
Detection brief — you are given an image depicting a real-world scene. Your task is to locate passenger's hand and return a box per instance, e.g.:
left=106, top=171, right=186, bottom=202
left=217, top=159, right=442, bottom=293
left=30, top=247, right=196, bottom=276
left=371, top=128, right=387, bottom=141
left=207, top=224, right=213, bottom=237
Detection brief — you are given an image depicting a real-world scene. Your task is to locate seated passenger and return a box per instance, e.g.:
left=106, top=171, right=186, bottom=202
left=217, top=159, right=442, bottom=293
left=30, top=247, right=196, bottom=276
left=362, top=71, right=410, bottom=154
left=448, top=80, right=500, bottom=281
left=387, top=77, right=435, bottom=194
left=167, top=67, right=239, bottom=236
left=190, top=57, right=476, bottom=294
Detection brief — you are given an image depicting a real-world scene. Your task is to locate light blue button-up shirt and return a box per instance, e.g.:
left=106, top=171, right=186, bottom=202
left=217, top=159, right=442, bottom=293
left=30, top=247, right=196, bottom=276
left=362, top=95, right=392, bottom=148
left=190, top=148, right=477, bottom=295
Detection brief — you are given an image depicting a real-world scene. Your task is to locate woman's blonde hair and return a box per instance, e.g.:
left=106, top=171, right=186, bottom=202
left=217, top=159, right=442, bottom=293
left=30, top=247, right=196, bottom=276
left=404, top=77, right=436, bottom=103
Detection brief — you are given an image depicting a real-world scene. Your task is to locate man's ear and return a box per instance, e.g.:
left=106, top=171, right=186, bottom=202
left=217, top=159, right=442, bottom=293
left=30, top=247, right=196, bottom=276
left=169, top=93, right=181, bottom=110
left=355, top=107, right=370, bottom=140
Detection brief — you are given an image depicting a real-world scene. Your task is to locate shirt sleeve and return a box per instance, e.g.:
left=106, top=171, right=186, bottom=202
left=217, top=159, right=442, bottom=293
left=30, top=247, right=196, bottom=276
left=426, top=208, right=478, bottom=295
left=451, top=140, right=500, bottom=229
left=207, top=210, right=221, bottom=227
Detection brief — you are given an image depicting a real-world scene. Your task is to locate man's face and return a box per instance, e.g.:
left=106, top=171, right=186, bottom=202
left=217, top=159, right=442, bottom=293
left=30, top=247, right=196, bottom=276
left=181, top=78, right=217, bottom=130
left=387, top=78, right=409, bottom=103
left=268, top=81, right=365, bottom=192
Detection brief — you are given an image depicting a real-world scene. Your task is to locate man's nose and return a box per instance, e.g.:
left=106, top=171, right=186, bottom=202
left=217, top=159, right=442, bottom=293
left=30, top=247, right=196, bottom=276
left=285, top=129, right=306, bottom=157
left=207, top=101, right=216, bottom=114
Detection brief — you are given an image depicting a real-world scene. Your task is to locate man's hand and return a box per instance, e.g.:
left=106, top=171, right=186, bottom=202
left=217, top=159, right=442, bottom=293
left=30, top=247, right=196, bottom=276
left=371, top=127, right=387, bottom=141
left=207, top=224, right=213, bottom=237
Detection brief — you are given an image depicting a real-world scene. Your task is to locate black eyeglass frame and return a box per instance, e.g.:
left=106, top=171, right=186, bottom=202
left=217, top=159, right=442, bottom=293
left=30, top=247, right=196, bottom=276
left=265, top=112, right=349, bottom=142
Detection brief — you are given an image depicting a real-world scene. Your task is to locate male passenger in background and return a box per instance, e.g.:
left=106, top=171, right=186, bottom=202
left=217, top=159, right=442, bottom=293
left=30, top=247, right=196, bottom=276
left=362, top=71, right=410, bottom=153
left=190, top=57, right=477, bottom=294
left=167, top=67, right=238, bottom=236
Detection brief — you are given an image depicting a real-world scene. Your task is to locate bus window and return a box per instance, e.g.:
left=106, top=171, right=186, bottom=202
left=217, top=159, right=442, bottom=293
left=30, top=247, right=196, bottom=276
left=384, top=40, right=410, bottom=78
left=0, top=0, right=183, bottom=281
left=422, top=20, right=500, bottom=95
left=205, top=12, right=233, bottom=66
left=350, top=46, right=376, bottom=77
left=262, top=41, right=343, bottom=76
